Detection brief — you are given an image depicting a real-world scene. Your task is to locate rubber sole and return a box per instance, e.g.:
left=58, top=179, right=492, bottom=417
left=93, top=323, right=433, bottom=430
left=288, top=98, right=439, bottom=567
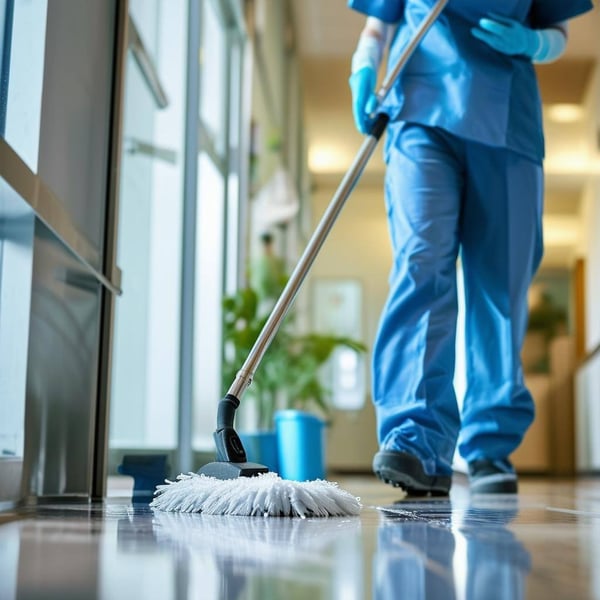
left=373, top=451, right=452, bottom=497
left=469, top=472, right=518, bottom=494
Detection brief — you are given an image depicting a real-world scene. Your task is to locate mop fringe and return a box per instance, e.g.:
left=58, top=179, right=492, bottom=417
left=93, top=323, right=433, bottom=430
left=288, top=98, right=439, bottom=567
left=150, top=472, right=362, bottom=518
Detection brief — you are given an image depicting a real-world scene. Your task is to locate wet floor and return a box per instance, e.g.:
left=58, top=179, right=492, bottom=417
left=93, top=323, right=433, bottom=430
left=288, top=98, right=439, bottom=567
left=1, top=475, right=599, bottom=599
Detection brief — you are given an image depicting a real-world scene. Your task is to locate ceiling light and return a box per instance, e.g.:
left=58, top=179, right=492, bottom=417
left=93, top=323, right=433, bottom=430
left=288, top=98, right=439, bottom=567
left=542, top=216, right=580, bottom=246
left=546, top=103, right=584, bottom=123
left=544, top=154, right=600, bottom=175
left=308, top=145, right=351, bottom=173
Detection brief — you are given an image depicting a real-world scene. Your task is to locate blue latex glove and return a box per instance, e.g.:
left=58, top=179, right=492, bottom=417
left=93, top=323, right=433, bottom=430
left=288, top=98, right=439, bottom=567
left=471, top=14, right=539, bottom=59
left=348, top=66, right=378, bottom=134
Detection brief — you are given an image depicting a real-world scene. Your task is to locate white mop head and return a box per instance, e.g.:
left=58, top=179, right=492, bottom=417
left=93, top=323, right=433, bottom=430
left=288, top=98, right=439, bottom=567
left=150, top=472, right=361, bottom=518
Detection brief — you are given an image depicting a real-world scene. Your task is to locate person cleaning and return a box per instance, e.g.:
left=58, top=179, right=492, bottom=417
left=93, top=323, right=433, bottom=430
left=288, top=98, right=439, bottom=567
left=348, top=0, right=593, bottom=495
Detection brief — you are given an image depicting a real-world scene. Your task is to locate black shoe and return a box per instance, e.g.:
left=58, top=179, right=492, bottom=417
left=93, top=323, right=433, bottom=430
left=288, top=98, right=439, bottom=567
left=373, top=450, right=452, bottom=496
left=468, top=458, right=518, bottom=494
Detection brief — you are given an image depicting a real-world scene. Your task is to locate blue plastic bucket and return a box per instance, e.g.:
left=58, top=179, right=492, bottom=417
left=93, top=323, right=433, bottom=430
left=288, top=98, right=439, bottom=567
left=238, top=430, right=279, bottom=473
left=275, top=410, right=326, bottom=481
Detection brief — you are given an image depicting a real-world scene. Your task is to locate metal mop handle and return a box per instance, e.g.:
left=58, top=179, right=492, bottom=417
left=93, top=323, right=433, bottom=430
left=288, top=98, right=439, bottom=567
left=228, top=0, right=448, bottom=402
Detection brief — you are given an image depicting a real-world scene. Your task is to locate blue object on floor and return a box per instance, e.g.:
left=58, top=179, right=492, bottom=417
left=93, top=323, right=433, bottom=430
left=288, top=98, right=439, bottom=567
left=238, top=430, right=279, bottom=473
left=118, top=454, right=169, bottom=504
left=275, top=410, right=326, bottom=481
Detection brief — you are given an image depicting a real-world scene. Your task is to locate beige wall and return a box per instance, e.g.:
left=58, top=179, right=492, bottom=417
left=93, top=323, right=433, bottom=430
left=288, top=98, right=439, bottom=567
left=308, top=181, right=391, bottom=470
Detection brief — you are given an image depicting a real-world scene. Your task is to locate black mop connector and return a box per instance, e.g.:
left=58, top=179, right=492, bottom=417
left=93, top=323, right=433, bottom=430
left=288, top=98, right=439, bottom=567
left=197, top=394, right=269, bottom=479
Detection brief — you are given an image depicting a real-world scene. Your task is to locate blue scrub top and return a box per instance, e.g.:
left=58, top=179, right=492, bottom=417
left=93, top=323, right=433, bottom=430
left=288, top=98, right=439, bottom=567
left=348, top=0, right=593, bottom=162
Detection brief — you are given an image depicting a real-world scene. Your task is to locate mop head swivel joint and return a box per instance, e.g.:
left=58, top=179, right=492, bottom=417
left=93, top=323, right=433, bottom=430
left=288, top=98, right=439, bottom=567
left=201, top=414, right=269, bottom=479
left=197, top=460, right=269, bottom=479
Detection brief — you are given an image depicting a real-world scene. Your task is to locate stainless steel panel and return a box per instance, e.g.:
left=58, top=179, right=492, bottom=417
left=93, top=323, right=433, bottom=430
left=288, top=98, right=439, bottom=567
left=1, top=0, right=123, bottom=505
left=0, top=458, right=22, bottom=510
left=22, top=221, right=103, bottom=499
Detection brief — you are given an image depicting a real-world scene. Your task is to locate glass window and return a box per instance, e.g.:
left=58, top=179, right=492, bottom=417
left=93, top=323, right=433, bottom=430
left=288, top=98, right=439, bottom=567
left=192, top=1, right=247, bottom=450
left=0, top=185, right=34, bottom=461
left=1, top=0, right=47, bottom=171
left=200, top=0, right=226, bottom=154
left=224, top=41, right=243, bottom=294
left=108, top=0, right=249, bottom=465
left=109, top=0, right=187, bottom=450
left=193, top=153, right=225, bottom=449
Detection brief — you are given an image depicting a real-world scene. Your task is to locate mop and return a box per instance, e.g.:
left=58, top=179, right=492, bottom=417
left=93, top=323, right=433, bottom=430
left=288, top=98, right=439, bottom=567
left=151, top=0, right=448, bottom=518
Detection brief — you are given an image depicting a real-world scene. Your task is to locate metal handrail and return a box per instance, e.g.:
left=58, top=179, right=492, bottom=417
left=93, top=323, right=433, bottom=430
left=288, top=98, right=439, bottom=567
left=128, top=15, right=169, bottom=109
left=125, top=137, right=177, bottom=164
left=0, top=138, right=122, bottom=296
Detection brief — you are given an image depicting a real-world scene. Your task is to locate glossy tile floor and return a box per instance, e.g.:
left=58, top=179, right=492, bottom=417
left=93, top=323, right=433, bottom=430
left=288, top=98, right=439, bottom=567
left=1, top=475, right=600, bottom=599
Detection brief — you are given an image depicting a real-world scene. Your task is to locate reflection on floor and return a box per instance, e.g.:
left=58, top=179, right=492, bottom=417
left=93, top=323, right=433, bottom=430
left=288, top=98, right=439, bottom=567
left=1, top=475, right=599, bottom=599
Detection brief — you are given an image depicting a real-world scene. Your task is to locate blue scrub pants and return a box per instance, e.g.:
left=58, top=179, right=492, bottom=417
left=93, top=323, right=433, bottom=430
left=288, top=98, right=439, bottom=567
left=373, top=123, right=543, bottom=476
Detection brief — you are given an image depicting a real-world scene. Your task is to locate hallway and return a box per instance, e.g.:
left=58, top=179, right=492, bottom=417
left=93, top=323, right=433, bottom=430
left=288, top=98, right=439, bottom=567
left=2, top=476, right=599, bottom=599
left=2, top=2, right=600, bottom=599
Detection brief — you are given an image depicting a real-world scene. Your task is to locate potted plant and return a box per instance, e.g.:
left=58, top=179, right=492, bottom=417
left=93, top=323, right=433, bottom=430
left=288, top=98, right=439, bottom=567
left=272, top=329, right=367, bottom=481
left=221, top=287, right=366, bottom=478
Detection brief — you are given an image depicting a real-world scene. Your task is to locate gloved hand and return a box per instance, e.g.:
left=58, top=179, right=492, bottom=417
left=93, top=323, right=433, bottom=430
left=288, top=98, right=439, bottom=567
left=348, top=66, right=378, bottom=134
left=471, top=14, right=540, bottom=59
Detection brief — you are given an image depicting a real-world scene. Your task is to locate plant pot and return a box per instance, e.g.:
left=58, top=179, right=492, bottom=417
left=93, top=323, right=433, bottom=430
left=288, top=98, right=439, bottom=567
left=238, top=430, right=279, bottom=473
left=275, top=410, right=326, bottom=481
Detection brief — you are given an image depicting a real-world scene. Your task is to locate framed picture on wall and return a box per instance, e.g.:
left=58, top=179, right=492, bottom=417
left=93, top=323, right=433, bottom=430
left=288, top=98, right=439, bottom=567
left=312, top=278, right=366, bottom=411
